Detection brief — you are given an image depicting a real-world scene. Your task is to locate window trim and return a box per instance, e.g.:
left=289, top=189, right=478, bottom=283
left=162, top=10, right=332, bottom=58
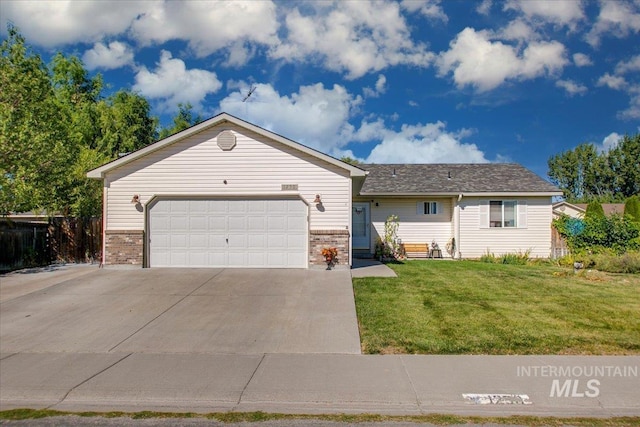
left=418, top=201, right=439, bottom=215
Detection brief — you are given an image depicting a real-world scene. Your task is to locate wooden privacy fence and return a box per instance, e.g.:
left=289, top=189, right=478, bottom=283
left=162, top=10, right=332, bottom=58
left=0, top=217, right=102, bottom=272
left=551, top=226, right=570, bottom=259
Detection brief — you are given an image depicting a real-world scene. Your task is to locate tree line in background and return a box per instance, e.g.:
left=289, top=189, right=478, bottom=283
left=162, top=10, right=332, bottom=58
left=1, top=26, right=202, bottom=217
left=547, top=134, right=640, bottom=203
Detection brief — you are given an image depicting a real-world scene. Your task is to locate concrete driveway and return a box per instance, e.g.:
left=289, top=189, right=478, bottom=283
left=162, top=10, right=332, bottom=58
left=0, top=267, right=361, bottom=354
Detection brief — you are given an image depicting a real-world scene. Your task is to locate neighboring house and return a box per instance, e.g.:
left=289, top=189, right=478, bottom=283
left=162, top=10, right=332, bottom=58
left=88, top=113, right=562, bottom=268
left=552, top=202, right=626, bottom=219
left=552, top=201, right=586, bottom=219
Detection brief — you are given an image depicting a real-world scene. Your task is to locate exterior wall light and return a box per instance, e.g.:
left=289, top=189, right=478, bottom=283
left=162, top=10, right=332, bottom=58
left=313, top=194, right=322, bottom=204
left=131, top=195, right=140, bottom=204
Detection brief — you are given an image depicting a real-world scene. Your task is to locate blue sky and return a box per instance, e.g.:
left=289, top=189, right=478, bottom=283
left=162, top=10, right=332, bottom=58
left=2, top=0, right=639, bottom=179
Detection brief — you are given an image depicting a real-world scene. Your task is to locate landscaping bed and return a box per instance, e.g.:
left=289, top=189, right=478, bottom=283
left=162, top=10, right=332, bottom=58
left=353, top=260, right=640, bottom=355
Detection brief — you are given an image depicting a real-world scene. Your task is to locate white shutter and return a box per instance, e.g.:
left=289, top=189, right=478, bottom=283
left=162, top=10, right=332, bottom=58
left=479, top=200, right=489, bottom=228
left=478, top=200, right=489, bottom=228
left=417, top=201, right=423, bottom=215
left=517, top=200, right=527, bottom=228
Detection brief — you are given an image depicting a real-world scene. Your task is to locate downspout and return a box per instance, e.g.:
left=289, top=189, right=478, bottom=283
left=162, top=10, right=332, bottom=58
left=100, top=178, right=108, bottom=267
left=455, top=193, right=463, bottom=259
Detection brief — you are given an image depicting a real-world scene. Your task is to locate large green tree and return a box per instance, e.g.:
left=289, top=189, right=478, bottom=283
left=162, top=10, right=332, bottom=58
left=0, top=26, right=72, bottom=214
left=1, top=26, right=159, bottom=217
left=548, top=134, right=640, bottom=202
left=158, top=103, right=203, bottom=140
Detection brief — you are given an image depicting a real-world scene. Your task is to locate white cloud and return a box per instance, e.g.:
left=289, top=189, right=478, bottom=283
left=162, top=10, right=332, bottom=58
left=476, top=0, right=493, bottom=16
left=436, top=27, right=567, bottom=92
left=599, top=132, right=622, bottom=152
left=616, top=55, right=640, bottom=74
left=363, top=75, right=387, bottom=98
left=0, top=1, right=149, bottom=47
left=499, top=19, right=536, bottom=41
left=573, top=53, right=593, bottom=67
left=597, top=73, right=627, bottom=90
left=555, top=79, right=587, bottom=96
left=270, top=1, right=433, bottom=79
left=82, top=41, right=134, bottom=70
left=132, top=51, right=222, bottom=112
left=130, top=1, right=278, bottom=60
left=597, top=54, right=640, bottom=119
left=586, top=1, right=640, bottom=46
left=504, top=0, right=585, bottom=29
left=362, top=120, right=489, bottom=163
left=219, top=82, right=361, bottom=154
left=401, top=0, right=448, bottom=22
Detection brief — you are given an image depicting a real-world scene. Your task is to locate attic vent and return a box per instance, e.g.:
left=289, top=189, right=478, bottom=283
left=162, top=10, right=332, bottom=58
left=217, top=130, right=236, bottom=151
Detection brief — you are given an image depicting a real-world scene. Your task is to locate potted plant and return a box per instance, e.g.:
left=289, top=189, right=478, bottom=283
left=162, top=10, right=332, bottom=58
left=321, top=247, right=338, bottom=270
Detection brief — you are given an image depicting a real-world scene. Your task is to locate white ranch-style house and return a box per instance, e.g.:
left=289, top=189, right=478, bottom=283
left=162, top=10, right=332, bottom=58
left=88, top=113, right=562, bottom=268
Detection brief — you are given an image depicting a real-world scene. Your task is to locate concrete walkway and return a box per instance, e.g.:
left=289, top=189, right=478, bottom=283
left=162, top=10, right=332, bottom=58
left=351, top=259, right=397, bottom=278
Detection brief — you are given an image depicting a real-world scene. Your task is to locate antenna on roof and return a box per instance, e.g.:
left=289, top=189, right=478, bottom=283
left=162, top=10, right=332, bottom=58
left=242, top=85, right=256, bottom=102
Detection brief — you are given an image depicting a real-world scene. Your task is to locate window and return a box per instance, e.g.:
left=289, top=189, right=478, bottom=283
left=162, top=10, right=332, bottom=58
left=489, top=200, right=517, bottom=227
left=418, top=201, right=439, bottom=215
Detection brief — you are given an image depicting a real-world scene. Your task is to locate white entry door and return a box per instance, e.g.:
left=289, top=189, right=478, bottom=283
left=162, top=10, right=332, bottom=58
left=148, top=198, right=308, bottom=268
left=352, top=203, right=370, bottom=249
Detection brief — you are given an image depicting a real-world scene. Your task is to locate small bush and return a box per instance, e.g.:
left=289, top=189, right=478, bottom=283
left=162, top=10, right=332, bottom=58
left=591, top=252, right=640, bottom=274
left=499, top=250, right=531, bottom=265
left=480, top=250, right=531, bottom=265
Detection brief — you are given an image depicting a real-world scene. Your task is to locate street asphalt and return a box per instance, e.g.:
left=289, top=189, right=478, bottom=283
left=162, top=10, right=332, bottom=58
left=0, top=264, right=638, bottom=419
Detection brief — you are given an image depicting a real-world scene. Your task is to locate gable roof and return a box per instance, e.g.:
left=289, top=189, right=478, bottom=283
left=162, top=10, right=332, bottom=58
left=359, top=163, right=562, bottom=196
left=574, top=203, right=626, bottom=216
left=87, top=112, right=366, bottom=179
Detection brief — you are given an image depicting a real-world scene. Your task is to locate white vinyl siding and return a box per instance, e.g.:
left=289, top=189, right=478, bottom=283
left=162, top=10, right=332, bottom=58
left=362, top=198, right=454, bottom=252
left=462, top=197, right=552, bottom=258
left=104, top=123, right=351, bottom=231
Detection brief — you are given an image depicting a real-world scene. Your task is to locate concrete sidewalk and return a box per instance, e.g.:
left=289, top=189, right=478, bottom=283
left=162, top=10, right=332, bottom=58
left=1, top=352, right=638, bottom=417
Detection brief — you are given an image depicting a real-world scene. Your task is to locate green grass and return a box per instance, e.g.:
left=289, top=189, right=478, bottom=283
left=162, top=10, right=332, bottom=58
left=2, top=409, right=639, bottom=426
left=353, top=260, right=640, bottom=354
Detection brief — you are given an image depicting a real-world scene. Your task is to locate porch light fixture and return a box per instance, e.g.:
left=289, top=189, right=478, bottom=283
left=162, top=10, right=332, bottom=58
left=313, top=194, right=322, bottom=204
left=131, top=195, right=140, bottom=204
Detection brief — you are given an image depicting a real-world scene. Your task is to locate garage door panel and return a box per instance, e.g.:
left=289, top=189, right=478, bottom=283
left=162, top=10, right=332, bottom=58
left=227, top=216, right=246, bottom=232
left=150, top=198, right=307, bottom=268
left=267, top=216, right=286, bottom=232
left=170, top=216, right=188, bottom=231
left=170, top=200, right=188, bottom=213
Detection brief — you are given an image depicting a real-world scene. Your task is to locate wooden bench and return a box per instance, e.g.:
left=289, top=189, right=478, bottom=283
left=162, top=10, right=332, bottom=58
left=401, top=243, right=429, bottom=258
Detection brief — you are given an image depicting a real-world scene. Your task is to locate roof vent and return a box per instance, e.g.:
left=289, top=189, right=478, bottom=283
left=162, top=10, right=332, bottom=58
left=392, top=168, right=396, bottom=178
left=217, top=130, right=236, bottom=151
left=448, top=171, right=452, bottom=180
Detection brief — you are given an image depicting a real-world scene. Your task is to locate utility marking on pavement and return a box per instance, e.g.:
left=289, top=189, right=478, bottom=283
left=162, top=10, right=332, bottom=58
left=462, top=393, right=532, bottom=405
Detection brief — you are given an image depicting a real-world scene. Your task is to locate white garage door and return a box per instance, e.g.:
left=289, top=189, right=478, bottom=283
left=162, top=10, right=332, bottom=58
left=148, top=198, right=308, bottom=268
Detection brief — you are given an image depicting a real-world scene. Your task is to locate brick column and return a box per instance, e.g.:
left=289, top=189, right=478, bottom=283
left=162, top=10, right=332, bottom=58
left=309, top=229, right=350, bottom=267
left=104, top=230, right=144, bottom=265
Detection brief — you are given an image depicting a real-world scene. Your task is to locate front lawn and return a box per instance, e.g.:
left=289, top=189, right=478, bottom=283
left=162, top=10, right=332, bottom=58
left=353, top=261, right=640, bottom=354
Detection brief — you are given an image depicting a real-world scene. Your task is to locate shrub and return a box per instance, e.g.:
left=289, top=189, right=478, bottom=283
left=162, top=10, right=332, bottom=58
left=585, top=200, right=605, bottom=219
left=499, top=250, right=531, bottom=265
left=591, top=252, right=640, bottom=274
left=554, top=213, right=640, bottom=254
left=480, top=251, right=497, bottom=263
left=625, top=195, right=640, bottom=224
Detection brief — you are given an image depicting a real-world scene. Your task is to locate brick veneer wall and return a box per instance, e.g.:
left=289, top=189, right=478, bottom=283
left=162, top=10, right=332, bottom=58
left=309, top=229, right=350, bottom=267
left=104, top=230, right=144, bottom=265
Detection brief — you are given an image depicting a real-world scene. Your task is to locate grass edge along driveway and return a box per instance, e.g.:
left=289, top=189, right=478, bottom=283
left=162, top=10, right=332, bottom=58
left=353, top=261, right=640, bottom=355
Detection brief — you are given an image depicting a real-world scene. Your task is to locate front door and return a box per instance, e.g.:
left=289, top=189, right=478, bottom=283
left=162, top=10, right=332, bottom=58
left=352, top=203, right=370, bottom=249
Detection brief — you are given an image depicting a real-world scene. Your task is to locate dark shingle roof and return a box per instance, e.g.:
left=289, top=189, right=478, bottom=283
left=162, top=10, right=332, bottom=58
left=359, top=163, right=561, bottom=194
